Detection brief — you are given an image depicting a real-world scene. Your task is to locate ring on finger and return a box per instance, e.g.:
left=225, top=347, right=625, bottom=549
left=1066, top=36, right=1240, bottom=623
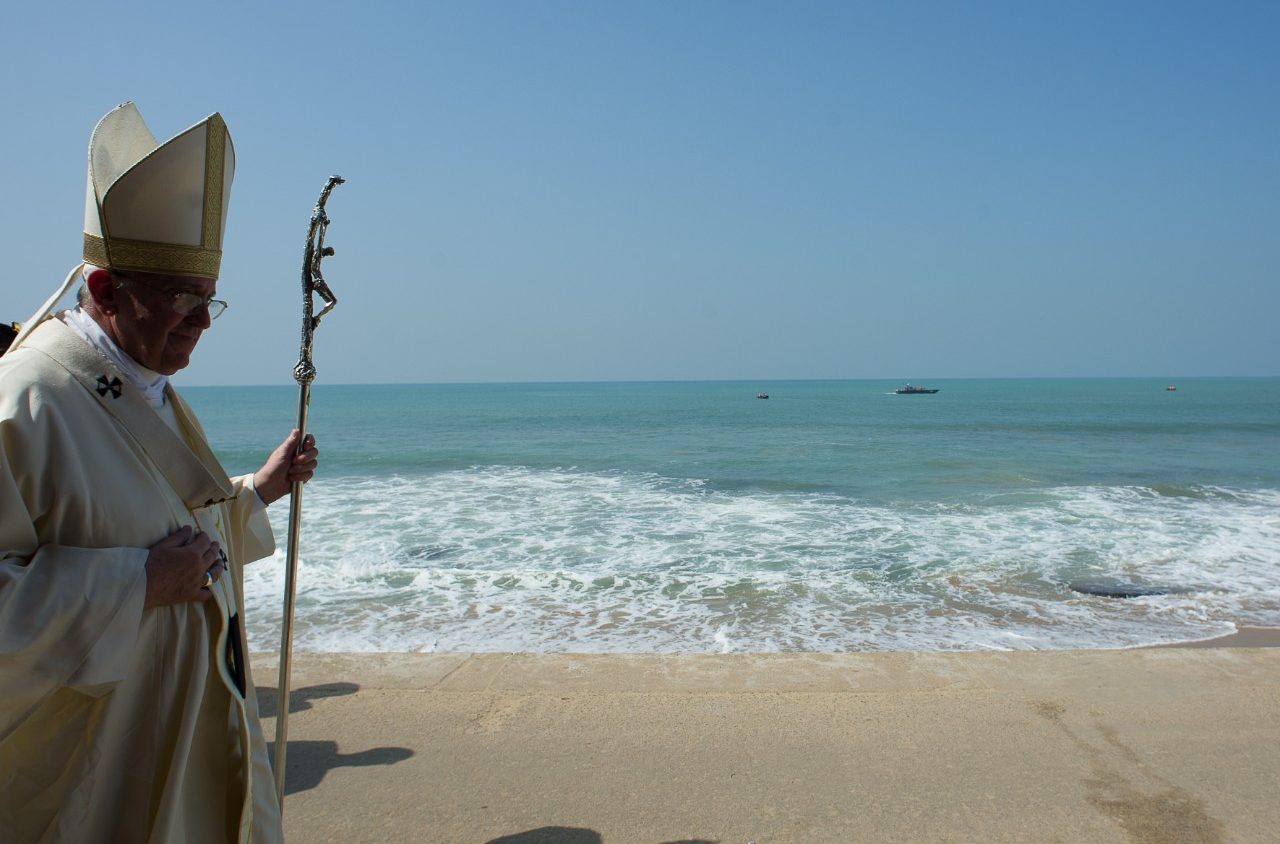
left=203, top=570, right=214, bottom=589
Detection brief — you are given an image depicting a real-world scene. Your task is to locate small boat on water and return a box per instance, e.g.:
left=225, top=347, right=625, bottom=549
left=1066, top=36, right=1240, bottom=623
left=895, top=384, right=938, bottom=395
left=756, top=393, right=769, bottom=399
left=1166, top=385, right=1177, bottom=391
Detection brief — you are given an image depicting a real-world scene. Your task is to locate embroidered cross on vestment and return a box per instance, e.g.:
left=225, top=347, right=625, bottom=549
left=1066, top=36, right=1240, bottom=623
left=95, top=375, right=123, bottom=399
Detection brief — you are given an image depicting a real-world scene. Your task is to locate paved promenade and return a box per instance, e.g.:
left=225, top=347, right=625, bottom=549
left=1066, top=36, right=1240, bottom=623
left=255, top=647, right=1280, bottom=843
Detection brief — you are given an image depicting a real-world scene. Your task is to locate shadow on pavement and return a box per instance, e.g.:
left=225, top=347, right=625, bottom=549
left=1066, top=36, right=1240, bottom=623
left=255, top=681, right=359, bottom=718
left=484, top=830, right=601, bottom=844
left=483, top=831, right=717, bottom=844
left=267, top=739, right=414, bottom=796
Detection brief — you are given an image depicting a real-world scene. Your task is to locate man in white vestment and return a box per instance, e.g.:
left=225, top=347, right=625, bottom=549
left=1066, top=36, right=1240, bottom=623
left=0, top=103, right=319, bottom=843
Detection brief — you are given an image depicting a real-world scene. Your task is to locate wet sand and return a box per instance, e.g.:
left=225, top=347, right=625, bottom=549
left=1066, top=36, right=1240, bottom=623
left=255, top=638, right=1280, bottom=843
left=1152, top=625, right=1280, bottom=649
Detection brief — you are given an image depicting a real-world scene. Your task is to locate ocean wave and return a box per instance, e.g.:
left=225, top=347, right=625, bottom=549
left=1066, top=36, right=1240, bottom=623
left=241, top=467, right=1280, bottom=653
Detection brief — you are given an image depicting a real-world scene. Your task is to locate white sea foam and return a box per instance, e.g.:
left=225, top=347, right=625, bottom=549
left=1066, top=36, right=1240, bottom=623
left=242, top=468, right=1280, bottom=653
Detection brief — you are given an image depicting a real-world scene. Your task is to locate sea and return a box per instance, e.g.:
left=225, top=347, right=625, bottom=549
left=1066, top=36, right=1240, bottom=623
left=183, top=378, right=1280, bottom=654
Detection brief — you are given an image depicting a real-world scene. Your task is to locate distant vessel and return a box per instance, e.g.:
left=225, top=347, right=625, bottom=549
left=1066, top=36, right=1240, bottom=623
left=756, top=393, right=769, bottom=399
left=1166, top=385, right=1177, bottom=392
left=895, top=384, right=939, bottom=395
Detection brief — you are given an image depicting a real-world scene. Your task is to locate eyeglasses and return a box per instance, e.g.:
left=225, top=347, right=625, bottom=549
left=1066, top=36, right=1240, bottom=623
left=113, top=272, right=228, bottom=320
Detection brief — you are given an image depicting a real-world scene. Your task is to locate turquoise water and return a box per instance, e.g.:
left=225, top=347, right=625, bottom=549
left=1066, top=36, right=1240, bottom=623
left=185, top=378, right=1280, bottom=653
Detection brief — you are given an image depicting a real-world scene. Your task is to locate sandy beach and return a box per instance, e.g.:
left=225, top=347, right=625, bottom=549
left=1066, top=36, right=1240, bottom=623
left=254, top=630, right=1280, bottom=843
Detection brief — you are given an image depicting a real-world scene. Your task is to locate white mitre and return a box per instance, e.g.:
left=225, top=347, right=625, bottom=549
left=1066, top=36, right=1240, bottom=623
left=12, top=102, right=235, bottom=350
left=83, top=102, right=235, bottom=278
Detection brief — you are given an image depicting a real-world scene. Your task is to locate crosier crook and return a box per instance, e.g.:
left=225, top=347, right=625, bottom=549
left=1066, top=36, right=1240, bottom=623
left=274, top=175, right=343, bottom=806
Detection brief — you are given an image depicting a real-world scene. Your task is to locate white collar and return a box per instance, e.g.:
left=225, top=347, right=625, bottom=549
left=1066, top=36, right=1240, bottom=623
left=60, top=307, right=170, bottom=408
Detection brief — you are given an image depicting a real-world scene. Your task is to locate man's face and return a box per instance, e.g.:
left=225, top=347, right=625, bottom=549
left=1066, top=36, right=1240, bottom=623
left=108, top=271, right=217, bottom=375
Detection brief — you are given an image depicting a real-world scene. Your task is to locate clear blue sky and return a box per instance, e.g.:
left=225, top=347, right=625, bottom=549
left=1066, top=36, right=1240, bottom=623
left=2, top=1, right=1277, bottom=384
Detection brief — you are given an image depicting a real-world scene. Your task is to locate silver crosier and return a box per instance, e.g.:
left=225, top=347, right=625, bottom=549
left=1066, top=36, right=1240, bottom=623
left=274, top=175, right=343, bottom=806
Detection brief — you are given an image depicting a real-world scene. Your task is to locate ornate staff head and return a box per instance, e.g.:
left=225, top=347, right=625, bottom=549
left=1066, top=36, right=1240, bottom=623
left=295, top=175, right=344, bottom=385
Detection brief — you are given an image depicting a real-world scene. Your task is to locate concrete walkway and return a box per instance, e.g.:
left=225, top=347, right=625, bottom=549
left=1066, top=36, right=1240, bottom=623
left=254, top=648, right=1280, bottom=843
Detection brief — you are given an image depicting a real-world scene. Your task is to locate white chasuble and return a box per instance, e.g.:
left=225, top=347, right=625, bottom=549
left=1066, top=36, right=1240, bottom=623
left=0, top=319, right=282, bottom=844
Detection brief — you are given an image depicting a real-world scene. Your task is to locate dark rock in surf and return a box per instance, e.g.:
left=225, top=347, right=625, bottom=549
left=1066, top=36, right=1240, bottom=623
left=1068, top=581, right=1187, bottom=598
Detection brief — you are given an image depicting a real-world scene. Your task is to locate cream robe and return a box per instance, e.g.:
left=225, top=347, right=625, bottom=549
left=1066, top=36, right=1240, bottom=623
left=0, top=319, right=282, bottom=843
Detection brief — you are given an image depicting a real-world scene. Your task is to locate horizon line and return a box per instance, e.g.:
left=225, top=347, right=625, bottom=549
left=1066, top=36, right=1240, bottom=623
left=181, top=374, right=1280, bottom=389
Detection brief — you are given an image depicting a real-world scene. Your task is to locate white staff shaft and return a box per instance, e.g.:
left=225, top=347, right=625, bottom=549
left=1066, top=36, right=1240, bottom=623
left=273, top=380, right=312, bottom=807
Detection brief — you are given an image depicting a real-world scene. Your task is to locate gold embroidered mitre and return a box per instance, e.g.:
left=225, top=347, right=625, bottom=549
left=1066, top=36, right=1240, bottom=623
left=83, top=102, right=235, bottom=279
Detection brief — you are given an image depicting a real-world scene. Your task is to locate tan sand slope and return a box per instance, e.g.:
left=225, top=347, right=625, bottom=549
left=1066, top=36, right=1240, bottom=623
left=255, top=647, right=1280, bottom=843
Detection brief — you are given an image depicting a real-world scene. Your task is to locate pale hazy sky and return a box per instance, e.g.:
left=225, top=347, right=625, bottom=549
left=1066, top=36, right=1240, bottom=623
left=2, top=1, right=1277, bottom=385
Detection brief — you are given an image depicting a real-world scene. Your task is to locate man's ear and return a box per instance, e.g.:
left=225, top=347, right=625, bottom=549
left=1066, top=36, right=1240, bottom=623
left=85, top=269, right=117, bottom=315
